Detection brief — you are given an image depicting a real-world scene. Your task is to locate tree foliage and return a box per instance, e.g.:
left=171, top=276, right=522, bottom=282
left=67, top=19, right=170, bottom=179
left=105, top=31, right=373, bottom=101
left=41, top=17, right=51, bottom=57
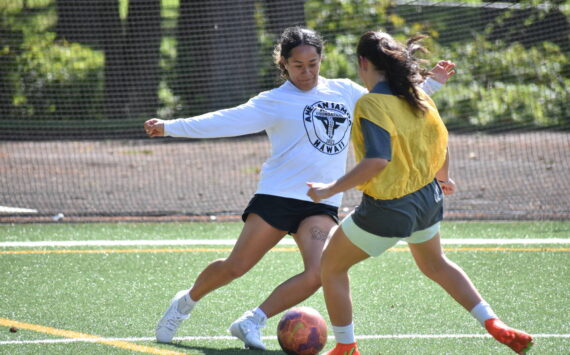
left=436, top=38, right=570, bottom=129
left=0, top=0, right=568, bottom=130
left=1, top=1, right=104, bottom=120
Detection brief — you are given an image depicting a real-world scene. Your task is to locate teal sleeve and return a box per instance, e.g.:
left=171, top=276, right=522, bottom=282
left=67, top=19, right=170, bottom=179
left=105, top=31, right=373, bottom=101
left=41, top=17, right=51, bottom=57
left=362, top=118, right=391, bottom=160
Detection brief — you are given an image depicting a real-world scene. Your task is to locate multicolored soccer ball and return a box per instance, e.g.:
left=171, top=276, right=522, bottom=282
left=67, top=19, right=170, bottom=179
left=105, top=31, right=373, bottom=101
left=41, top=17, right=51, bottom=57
left=277, top=306, right=328, bottom=355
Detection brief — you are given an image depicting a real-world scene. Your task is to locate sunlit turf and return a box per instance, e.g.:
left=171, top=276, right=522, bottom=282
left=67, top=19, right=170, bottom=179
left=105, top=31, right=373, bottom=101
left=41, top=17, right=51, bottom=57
left=0, top=221, right=569, bottom=354
left=1, top=220, right=568, bottom=241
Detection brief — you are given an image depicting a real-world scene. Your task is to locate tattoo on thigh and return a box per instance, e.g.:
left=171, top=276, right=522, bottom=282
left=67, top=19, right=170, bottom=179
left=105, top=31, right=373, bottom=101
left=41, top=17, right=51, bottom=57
left=310, top=227, right=328, bottom=242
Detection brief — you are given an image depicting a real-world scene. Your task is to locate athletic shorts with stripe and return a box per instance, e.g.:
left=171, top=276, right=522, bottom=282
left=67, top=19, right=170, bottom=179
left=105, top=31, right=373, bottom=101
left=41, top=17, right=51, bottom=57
left=342, top=180, right=443, bottom=257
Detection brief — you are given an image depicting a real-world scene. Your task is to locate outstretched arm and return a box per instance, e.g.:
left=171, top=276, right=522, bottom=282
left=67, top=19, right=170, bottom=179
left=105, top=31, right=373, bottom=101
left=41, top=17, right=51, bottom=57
left=307, top=158, right=388, bottom=203
left=143, top=95, right=272, bottom=139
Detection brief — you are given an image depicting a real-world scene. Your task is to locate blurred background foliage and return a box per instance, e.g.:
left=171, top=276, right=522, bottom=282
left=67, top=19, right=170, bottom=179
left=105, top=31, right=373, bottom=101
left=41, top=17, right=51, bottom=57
left=0, top=0, right=568, bottom=132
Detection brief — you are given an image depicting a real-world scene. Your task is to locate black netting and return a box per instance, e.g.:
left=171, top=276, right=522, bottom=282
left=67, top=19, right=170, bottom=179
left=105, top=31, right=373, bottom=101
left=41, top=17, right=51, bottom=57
left=1, top=0, right=569, bottom=220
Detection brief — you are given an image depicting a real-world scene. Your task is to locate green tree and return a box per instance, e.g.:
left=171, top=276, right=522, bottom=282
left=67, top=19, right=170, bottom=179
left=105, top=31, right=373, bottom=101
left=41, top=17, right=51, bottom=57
left=1, top=1, right=104, bottom=121
left=174, top=0, right=259, bottom=116
left=56, top=0, right=162, bottom=120
left=0, top=5, right=23, bottom=118
left=436, top=37, right=570, bottom=129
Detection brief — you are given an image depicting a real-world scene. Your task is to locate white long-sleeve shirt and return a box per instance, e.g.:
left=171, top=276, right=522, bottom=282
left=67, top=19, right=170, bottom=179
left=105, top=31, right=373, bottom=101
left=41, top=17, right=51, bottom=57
left=164, top=77, right=441, bottom=207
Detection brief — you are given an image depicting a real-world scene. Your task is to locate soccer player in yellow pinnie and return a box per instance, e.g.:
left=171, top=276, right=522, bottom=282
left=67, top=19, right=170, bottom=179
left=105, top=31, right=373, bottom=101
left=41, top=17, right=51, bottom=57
left=307, top=31, right=533, bottom=355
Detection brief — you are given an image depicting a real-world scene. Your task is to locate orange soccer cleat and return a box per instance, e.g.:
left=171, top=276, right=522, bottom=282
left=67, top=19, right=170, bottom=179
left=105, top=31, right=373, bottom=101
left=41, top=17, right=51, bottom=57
left=485, top=318, right=534, bottom=354
left=322, top=342, right=361, bottom=355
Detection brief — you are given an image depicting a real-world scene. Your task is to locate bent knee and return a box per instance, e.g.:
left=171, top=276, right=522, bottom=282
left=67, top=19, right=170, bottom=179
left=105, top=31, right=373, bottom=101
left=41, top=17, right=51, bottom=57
left=300, top=267, right=322, bottom=291
left=320, top=249, right=346, bottom=276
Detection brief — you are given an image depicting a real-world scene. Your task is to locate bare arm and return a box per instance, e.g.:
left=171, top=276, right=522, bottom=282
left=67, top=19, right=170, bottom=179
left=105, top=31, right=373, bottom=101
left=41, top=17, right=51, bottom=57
left=307, top=158, right=388, bottom=203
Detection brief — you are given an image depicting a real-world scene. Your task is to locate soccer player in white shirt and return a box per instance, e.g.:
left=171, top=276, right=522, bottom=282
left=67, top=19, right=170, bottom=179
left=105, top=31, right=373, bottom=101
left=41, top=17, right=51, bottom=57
left=144, top=26, right=453, bottom=350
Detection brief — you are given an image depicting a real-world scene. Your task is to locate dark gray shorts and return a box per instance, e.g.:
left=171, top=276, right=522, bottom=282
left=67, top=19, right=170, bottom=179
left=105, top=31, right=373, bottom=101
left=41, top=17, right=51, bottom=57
left=242, top=194, right=339, bottom=234
left=352, top=179, right=444, bottom=238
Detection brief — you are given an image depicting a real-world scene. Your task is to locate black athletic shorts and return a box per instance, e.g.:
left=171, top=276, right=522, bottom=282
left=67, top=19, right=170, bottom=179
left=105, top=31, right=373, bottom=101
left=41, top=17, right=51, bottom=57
left=242, top=194, right=339, bottom=234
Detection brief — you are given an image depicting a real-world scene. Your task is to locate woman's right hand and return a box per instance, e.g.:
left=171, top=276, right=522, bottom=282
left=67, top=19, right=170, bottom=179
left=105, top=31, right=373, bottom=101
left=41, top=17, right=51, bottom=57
left=306, top=182, right=335, bottom=203
left=144, top=118, right=165, bottom=137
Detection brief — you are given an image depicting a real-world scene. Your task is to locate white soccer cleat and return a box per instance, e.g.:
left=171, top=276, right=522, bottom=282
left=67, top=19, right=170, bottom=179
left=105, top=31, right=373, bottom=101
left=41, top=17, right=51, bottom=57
left=229, top=311, right=267, bottom=350
left=155, top=289, right=193, bottom=343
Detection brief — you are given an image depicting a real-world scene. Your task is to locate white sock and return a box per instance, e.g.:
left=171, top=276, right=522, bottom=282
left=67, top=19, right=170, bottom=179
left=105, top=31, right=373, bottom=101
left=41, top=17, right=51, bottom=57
left=332, top=323, right=355, bottom=344
left=177, top=289, right=196, bottom=314
left=470, top=301, right=497, bottom=326
left=252, top=307, right=268, bottom=325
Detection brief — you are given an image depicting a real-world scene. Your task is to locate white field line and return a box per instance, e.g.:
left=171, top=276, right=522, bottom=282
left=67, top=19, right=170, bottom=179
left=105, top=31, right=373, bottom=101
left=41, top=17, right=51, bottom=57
left=0, top=333, right=568, bottom=345
left=1, top=238, right=570, bottom=248
left=0, top=206, right=38, bottom=214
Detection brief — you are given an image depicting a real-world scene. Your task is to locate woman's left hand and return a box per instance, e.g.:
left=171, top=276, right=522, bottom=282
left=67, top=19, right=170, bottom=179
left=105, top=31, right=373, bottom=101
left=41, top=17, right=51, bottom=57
left=438, top=178, right=456, bottom=195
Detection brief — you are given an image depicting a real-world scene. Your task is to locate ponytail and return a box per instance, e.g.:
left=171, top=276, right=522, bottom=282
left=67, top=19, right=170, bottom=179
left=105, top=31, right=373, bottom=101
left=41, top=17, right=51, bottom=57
left=357, top=31, right=431, bottom=112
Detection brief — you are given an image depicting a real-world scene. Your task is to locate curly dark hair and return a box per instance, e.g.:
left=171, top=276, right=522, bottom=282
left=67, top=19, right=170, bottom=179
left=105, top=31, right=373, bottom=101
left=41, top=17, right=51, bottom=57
left=357, top=31, right=431, bottom=111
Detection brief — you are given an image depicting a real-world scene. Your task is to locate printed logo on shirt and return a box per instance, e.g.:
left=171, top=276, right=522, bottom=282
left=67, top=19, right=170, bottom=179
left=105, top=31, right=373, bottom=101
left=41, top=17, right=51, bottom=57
left=303, top=101, right=352, bottom=155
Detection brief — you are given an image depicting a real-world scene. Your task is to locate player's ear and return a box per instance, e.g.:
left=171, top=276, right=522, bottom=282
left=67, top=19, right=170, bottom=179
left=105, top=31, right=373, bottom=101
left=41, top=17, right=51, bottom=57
left=358, top=56, right=367, bottom=71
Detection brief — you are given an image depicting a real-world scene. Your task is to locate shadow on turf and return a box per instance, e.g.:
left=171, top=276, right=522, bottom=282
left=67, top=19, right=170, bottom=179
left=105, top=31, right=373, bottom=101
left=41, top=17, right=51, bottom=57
left=165, top=342, right=284, bottom=354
